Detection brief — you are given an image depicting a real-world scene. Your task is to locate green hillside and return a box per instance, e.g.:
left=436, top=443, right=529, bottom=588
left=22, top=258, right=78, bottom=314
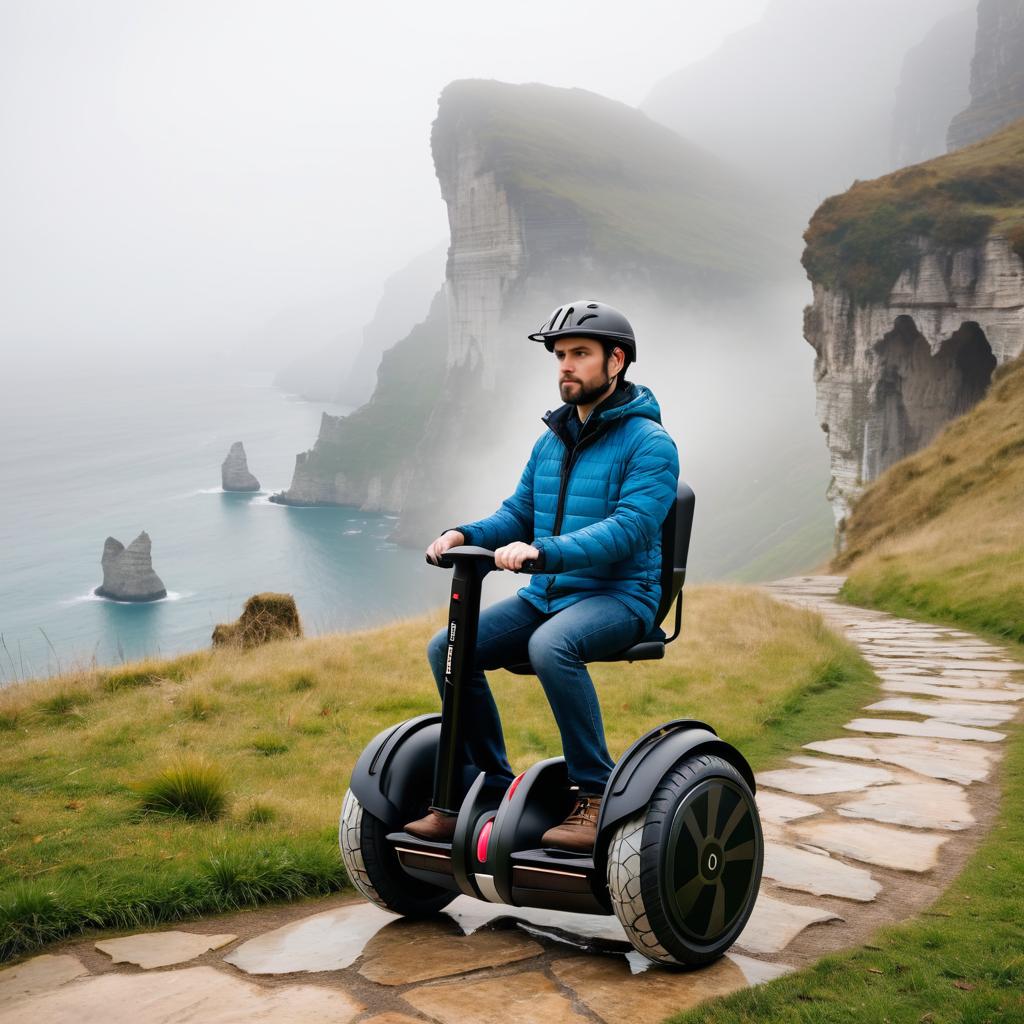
left=836, top=353, right=1024, bottom=643
left=803, top=115, right=1024, bottom=304
left=431, top=79, right=788, bottom=284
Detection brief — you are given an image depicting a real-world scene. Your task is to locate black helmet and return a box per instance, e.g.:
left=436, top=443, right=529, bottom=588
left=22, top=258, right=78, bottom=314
left=528, top=300, right=637, bottom=363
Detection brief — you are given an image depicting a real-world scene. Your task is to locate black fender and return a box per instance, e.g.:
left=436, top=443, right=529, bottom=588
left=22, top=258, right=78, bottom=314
left=347, top=713, right=441, bottom=828
left=487, top=757, right=569, bottom=905
left=594, top=719, right=756, bottom=879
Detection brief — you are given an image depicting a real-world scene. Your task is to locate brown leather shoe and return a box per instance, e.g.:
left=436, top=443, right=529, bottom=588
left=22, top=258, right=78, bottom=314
left=541, top=794, right=602, bottom=853
left=404, top=808, right=457, bottom=842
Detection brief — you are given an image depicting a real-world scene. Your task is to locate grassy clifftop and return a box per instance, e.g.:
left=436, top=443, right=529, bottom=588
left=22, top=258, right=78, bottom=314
left=0, top=585, right=874, bottom=961
left=803, top=116, right=1024, bottom=304
left=836, top=353, right=1024, bottom=643
left=431, top=79, right=787, bottom=283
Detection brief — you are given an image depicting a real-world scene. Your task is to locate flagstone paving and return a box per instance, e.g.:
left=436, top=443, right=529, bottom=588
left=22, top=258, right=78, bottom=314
left=95, top=931, right=237, bottom=969
left=1, top=575, right=1019, bottom=1023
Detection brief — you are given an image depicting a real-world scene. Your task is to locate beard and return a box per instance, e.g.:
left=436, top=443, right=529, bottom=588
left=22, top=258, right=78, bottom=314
left=560, top=370, right=614, bottom=406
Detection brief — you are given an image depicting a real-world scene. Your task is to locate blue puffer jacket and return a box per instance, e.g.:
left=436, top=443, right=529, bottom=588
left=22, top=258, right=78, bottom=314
left=455, top=382, right=680, bottom=633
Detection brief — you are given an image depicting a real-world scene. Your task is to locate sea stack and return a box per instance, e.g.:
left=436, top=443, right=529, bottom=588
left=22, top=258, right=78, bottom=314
left=94, top=531, right=167, bottom=602
left=221, top=441, right=260, bottom=491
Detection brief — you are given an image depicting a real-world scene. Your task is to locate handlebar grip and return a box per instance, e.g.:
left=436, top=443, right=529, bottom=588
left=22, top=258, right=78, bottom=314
left=520, top=559, right=541, bottom=573
left=426, top=553, right=454, bottom=569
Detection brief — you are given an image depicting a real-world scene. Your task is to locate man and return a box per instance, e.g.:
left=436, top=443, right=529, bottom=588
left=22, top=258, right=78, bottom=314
left=406, top=299, right=679, bottom=852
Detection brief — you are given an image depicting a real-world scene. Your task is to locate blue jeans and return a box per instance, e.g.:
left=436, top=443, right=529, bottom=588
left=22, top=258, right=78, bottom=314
left=427, top=593, right=646, bottom=802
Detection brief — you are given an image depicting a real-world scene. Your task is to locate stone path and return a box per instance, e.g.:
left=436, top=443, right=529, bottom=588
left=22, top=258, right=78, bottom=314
left=2, top=576, right=1021, bottom=1023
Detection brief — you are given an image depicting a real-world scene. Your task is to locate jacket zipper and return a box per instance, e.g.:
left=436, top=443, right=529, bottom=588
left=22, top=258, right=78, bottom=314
left=550, top=422, right=605, bottom=537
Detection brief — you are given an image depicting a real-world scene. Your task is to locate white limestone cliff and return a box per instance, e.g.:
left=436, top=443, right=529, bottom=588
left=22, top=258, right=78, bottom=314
left=804, top=234, right=1024, bottom=538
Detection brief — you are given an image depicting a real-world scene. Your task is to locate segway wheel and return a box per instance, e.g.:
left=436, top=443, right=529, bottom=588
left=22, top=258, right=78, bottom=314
left=339, top=789, right=456, bottom=917
left=606, top=753, right=763, bottom=967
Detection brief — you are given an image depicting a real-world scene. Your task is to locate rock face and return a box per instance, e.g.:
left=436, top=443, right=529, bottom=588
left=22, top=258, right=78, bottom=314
left=274, top=79, right=785, bottom=535
left=95, top=532, right=167, bottom=602
left=221, top=441, right=260, bottom=491
left=889, top=6, right=975, bottom=169
left=804, top=234, right=1024, bottom=535
left=642, top=0, right=969, bottom=208
left=271, top=290, right=447, bottom=512
left=947, top=0, right=1024, bottom=151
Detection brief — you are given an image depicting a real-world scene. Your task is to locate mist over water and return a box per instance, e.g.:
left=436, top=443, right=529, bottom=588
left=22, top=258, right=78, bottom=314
left=0, top=367, right=450, bottom=684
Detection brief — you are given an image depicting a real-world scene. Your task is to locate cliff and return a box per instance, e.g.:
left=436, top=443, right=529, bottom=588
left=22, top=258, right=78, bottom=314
left=642, top=0, right=968, bottom=211
left=837, top=352, right=1024, bottom=643
left=947, top=0, right=1024, bottom=151
left=278, top=78, right=790, bottom=539
left=802, top=117, right=1024, bottom=536
left=271, top=290, right=447, bottom=511
left=889, top=6, right=975, bottom=169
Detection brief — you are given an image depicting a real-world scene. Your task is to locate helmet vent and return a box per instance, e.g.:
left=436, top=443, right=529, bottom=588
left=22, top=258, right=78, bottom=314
left=546, top=308, right=563, bottom=332
left=586, top=303, right=599, bottom=309
left=576, top=313, right=598, bottom=325
left=557, top=306, right=575, bottom=330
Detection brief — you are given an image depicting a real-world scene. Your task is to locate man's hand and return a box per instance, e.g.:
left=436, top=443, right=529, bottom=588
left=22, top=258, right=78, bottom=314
left=426, top=530, right=465, bottom=565
left=494, top=541, right=540, bottom=571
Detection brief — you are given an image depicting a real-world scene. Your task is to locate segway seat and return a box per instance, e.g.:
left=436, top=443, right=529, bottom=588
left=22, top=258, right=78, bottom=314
left=506, top=481, right=695, bottom=674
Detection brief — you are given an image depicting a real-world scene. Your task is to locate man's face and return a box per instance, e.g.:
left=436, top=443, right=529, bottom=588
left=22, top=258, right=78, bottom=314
left=553, top=336, right=621, bottom=406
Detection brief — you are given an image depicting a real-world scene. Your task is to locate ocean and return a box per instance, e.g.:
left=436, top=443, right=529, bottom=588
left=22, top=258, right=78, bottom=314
left=0, top=364, right=452, bottom=686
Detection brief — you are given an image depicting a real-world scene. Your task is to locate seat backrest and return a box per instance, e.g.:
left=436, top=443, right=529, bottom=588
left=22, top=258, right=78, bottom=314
left=652, top=482, right=695, bottom=627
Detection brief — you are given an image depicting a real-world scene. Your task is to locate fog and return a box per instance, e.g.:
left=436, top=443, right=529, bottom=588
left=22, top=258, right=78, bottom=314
left=0, top=0, right=773, bottom=374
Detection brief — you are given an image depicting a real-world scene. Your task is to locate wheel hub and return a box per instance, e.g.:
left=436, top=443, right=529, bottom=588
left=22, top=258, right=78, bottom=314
left=663, top=777, right=759, bottom=944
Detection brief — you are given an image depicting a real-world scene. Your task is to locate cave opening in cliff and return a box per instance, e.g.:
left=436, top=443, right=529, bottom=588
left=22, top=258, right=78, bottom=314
left=870, top=316, right=995, bottom=478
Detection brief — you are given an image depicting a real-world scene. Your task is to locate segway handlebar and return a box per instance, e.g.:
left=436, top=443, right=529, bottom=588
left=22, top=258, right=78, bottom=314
left=426, top=544, right=542, bottom=574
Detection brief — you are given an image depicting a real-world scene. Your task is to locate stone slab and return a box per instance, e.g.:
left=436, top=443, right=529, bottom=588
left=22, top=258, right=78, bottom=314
left=95, top=931, right=237, bottom=969
left=224, top=902, right=394, bottom=975
left=0, top=965, right=363, bottom=1023
left=548, top=952, right=791, bottom=1024
left=0, top=954, right=87, bottom=1009
left=403, top=969, right=588, bottom=1024
left=762, top=842, right=881, bottom=901
left=357, top=919, right=543, bottom=985
left=844, top=718, right=1005, bottom=742
left=836, top=781, right=974, bottom=831
left=805, top=736, right=996, bottom=784
left=879, top=679, right=1024, bottom=702
left=756, top=791, right=822, bottom=823
left=791, top=821, right=950, bottom=872
left=864, top=698, right=1017, bottom=727
left=756, top=758, right=894, bottom=795
left=734, top=895, right=841, bottom=954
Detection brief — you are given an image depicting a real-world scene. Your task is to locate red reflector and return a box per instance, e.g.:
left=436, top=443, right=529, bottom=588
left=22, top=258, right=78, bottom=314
left=507, top=772, right=526, bottom=801
left=476, top=817, right=494, bottom=863
left=453, top=592, right=460, bottom=601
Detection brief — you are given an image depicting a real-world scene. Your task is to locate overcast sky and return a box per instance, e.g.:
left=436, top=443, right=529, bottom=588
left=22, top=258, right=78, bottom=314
left=0, top=1, right=773, bottom=370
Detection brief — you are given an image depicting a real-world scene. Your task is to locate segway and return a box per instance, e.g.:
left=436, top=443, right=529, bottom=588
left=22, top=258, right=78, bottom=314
left=340, top=483, right=763, bottom=967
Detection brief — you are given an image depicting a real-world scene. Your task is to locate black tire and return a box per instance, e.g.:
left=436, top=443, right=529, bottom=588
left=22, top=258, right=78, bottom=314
left=339, top=789, right=456, bottom=917
left=606, top=753, right=763, bottom=967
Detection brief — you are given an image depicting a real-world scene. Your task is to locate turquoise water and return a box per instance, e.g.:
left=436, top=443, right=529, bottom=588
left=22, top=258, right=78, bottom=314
left=0, top=365, right=450, bottom=685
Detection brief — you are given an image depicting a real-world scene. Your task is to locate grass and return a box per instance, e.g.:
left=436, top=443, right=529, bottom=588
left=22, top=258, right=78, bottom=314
left=668, top=701, right=1024, bottom=1024
left=135, top=759, right=229, bottom=821
left=661, top=352, right=1024, bottom=1020
left=836, top=354, right=1024, bottom=644
left=803, top=115, right=1024, bottom=303
left=0, top=583, right=875, bottom=962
